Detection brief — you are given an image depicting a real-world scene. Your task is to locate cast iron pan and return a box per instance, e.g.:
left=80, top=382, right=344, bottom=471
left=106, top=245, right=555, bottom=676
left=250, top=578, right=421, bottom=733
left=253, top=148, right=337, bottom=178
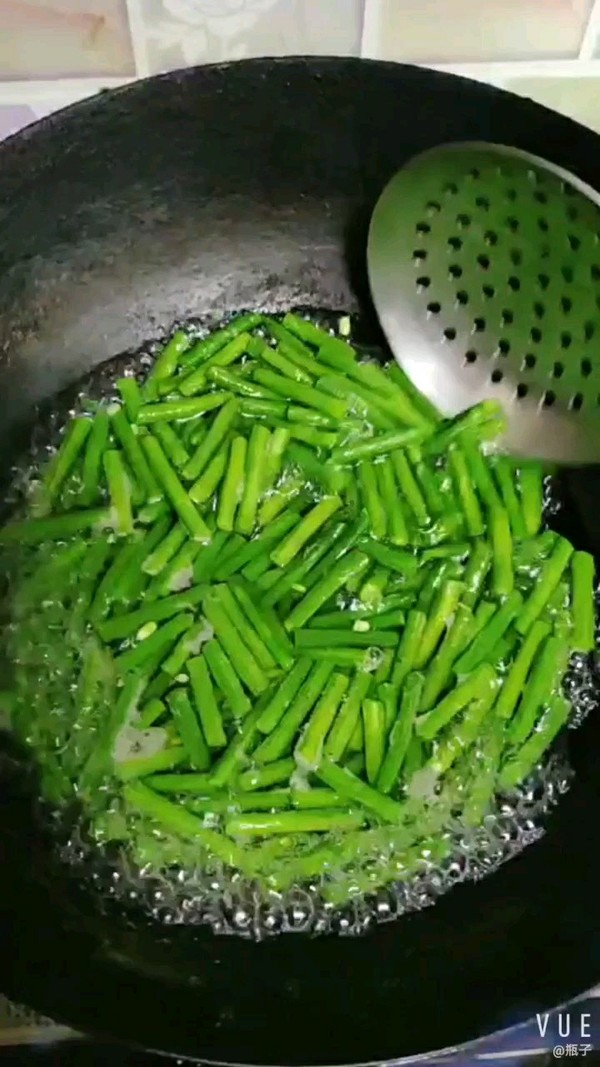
left=0, top=57, right=600, bottom=1066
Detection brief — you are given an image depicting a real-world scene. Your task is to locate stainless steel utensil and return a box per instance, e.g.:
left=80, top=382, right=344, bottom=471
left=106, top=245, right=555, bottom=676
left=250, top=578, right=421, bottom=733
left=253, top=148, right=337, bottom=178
left=368, top=142, right=600, bottom=462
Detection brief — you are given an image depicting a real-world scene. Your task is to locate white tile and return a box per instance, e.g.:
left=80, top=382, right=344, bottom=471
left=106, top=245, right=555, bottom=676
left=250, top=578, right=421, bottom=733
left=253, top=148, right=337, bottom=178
left=138, top=0, right=364, bottom=73
left=362, top=0, right=593, bottom=64
left=505, top=74, right=600, bottom=133
left=0, top=0, right=135, bottom=80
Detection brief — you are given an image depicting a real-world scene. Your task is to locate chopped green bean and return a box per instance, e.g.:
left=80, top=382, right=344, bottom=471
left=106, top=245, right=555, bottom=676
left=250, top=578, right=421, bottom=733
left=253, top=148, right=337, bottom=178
left=39, top=416, right=92, bottom=512
left=429, top=687, right=496, bottom=775
left=212, top=583, right=275, bottom=671
left=520, top=462, right=545, bottom=537
left=358, top=461, right=386, bottom=539
left=79, top=411, right=110, bottom=507
left=516, top=538, right=574, bottom=635
left=287, top=405, right=337, bottom=428
left=149, top=330, right=190, bottom=384
left=151, top=421, right=190, bottom=471
left=284, top=422, right=337, bottom=450
left=111, top=407, right=161, bottom=501
left=114, top=614, right=192, bottom=674
left=571, top=551, right=595, bottom=653
left=208, top=703, right=265, bottom=789
left=261, top=426, right=290, bottom=496
left=202, top=589, right=269, bottom=695
left=141, top=435, right=210, bottom=542
left=137, top=697, right=166, bottom=729
left=462, top=540, right=492, bottom=608
left=238, top=758, right=296, bottom=791
left=317, top=758, right=404, bottom=823
left=391, top=609, right=427, bottom=688
left=379, top=458, right=409, bottom=546
left=140, top=394, right=232, bottom=425
left=226, top=809, right=362, bottom=837
left=264, top=318, right=328, bottom=375
left=103, top=450, right=134, bottom=536
left=416, top=662, right=497, bottom=740
left=189, top=449, right=228, bottom=505
left=324, top=671, right=372, bottom=762
left=462, top=436, right=502, bottom=511
left=80, top=671, right=146, bottom=790
left=203, top=639, right=251, bottom=719
left=391, top=450, right=429, bottom=526
left=237, top=423, right=271, bottom=535
left=142, top=523, right=186, bottom=576
left=253, top=661, right=333, bottom=764
left=117, top=746, right=187, bottom=781
left=377, top=672, right=423, bottom=793
left=254, top=368, right=348, bottom=421
left=318, top=374, right=395, bottom=431
left=508, top=635, right=570, bottom=745
left=257, top=476, right=304, bottom=527
left=239, top=398, right=287, bottom=420
left=414, top=579, right=464, bottom=669
left=493, top=456, right=526, bottom=540
left=285, top=550, right=370, bottom=630
left=146, top=772, right=213, bottom=793
left=295, top=671, right=349, bottom=770
left=180, top=315, right=260, bottom=370
left=182, top=399, right=240, bottom=482
left=490, top=504, right=514, bottom=596
left=295, top=628, right=398, bottom=650
left=217, top=436, right=247, bottom=533
left=495, top=619, right=550, bottom=721
left=124, top=782, right=244, bottom=865
left=500, top=693, right=571, bottom=789
left=247, top=335, right=312, bottom=382
left=167, top=688, right=210, bottom=770
left=448, top=446, right=485, bottom=537
left=455, top=590, right=523, bottom=676
left=179, top=335, right=250, bottom=396
left=403, top=735, right=424, bottom=780
left=419, top=604, right=473, bottom=711
left=271, top=495, right=341, bottom=568
left=232, top=580, right=294, bottom=670
left=334, top=426, right=430, bottom=465
left=161, top=619, right=211, bottom=676
left=186, top=656, right=226, bottom=748
left=257, top=657, right=313, bottom=735
left=305, top=647, right=379, bottom=668
left=361, top=698, right=386, bottom=784
left=116, top=377, right=142, bottom=422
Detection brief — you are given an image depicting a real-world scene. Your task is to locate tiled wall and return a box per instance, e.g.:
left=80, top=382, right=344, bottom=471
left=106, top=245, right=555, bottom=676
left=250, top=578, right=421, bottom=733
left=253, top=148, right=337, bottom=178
left=3, top=1, right=600, bottom=140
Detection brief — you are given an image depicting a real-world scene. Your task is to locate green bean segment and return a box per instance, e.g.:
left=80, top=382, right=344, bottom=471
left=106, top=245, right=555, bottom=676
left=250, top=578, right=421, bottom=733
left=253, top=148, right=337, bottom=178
left=3, top=311, right=592, bottom=906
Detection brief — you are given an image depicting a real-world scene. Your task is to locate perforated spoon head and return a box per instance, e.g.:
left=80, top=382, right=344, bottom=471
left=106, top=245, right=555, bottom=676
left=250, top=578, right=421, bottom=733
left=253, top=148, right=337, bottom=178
left=368, top=142, right=600, bottom=464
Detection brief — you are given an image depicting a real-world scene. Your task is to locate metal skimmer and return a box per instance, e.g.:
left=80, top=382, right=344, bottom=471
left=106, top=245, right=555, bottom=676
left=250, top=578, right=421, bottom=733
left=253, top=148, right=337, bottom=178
left=368, top=142, right=600, bottom=463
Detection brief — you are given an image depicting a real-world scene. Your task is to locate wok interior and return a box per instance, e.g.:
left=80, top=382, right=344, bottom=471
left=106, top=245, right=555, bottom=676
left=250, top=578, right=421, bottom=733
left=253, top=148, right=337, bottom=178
left=1, top=58, right=600, bottom=1066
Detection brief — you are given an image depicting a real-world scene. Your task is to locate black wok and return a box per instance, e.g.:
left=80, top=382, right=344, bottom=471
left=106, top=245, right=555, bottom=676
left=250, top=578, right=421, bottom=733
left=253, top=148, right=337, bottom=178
left=0, top=57, right=600, bottom=1066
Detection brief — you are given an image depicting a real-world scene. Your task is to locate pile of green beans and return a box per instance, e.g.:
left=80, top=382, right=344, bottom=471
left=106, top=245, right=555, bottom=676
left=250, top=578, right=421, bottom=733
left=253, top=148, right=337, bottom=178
left=1, top=310, right=595, bottom=899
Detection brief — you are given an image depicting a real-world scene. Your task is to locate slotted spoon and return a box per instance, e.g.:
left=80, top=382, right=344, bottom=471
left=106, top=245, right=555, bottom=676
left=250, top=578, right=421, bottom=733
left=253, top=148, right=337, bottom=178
left=368, top=142, right=600, bottom=463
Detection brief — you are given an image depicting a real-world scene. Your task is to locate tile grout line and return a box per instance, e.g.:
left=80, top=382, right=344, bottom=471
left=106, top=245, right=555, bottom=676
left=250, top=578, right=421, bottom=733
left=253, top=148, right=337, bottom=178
left=578, top=0, right=600, bottom=60
left=360, top=0, right=383, bottom=59
left=125, top=0, right=151, bottom=80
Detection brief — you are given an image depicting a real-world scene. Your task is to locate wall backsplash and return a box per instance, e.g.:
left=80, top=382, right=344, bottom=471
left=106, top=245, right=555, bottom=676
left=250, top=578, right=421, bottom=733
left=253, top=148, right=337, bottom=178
left=2, top=1, right=600, bottom=139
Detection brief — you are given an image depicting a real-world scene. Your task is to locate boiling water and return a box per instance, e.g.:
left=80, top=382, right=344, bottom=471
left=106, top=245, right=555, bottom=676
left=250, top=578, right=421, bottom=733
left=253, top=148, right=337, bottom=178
left=2, top=311, right=597, bottom=940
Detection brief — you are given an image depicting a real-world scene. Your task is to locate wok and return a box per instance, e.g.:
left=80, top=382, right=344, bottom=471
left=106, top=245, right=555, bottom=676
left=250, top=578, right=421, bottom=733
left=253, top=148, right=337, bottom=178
left=0, top=57, right=599, bottom=1066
